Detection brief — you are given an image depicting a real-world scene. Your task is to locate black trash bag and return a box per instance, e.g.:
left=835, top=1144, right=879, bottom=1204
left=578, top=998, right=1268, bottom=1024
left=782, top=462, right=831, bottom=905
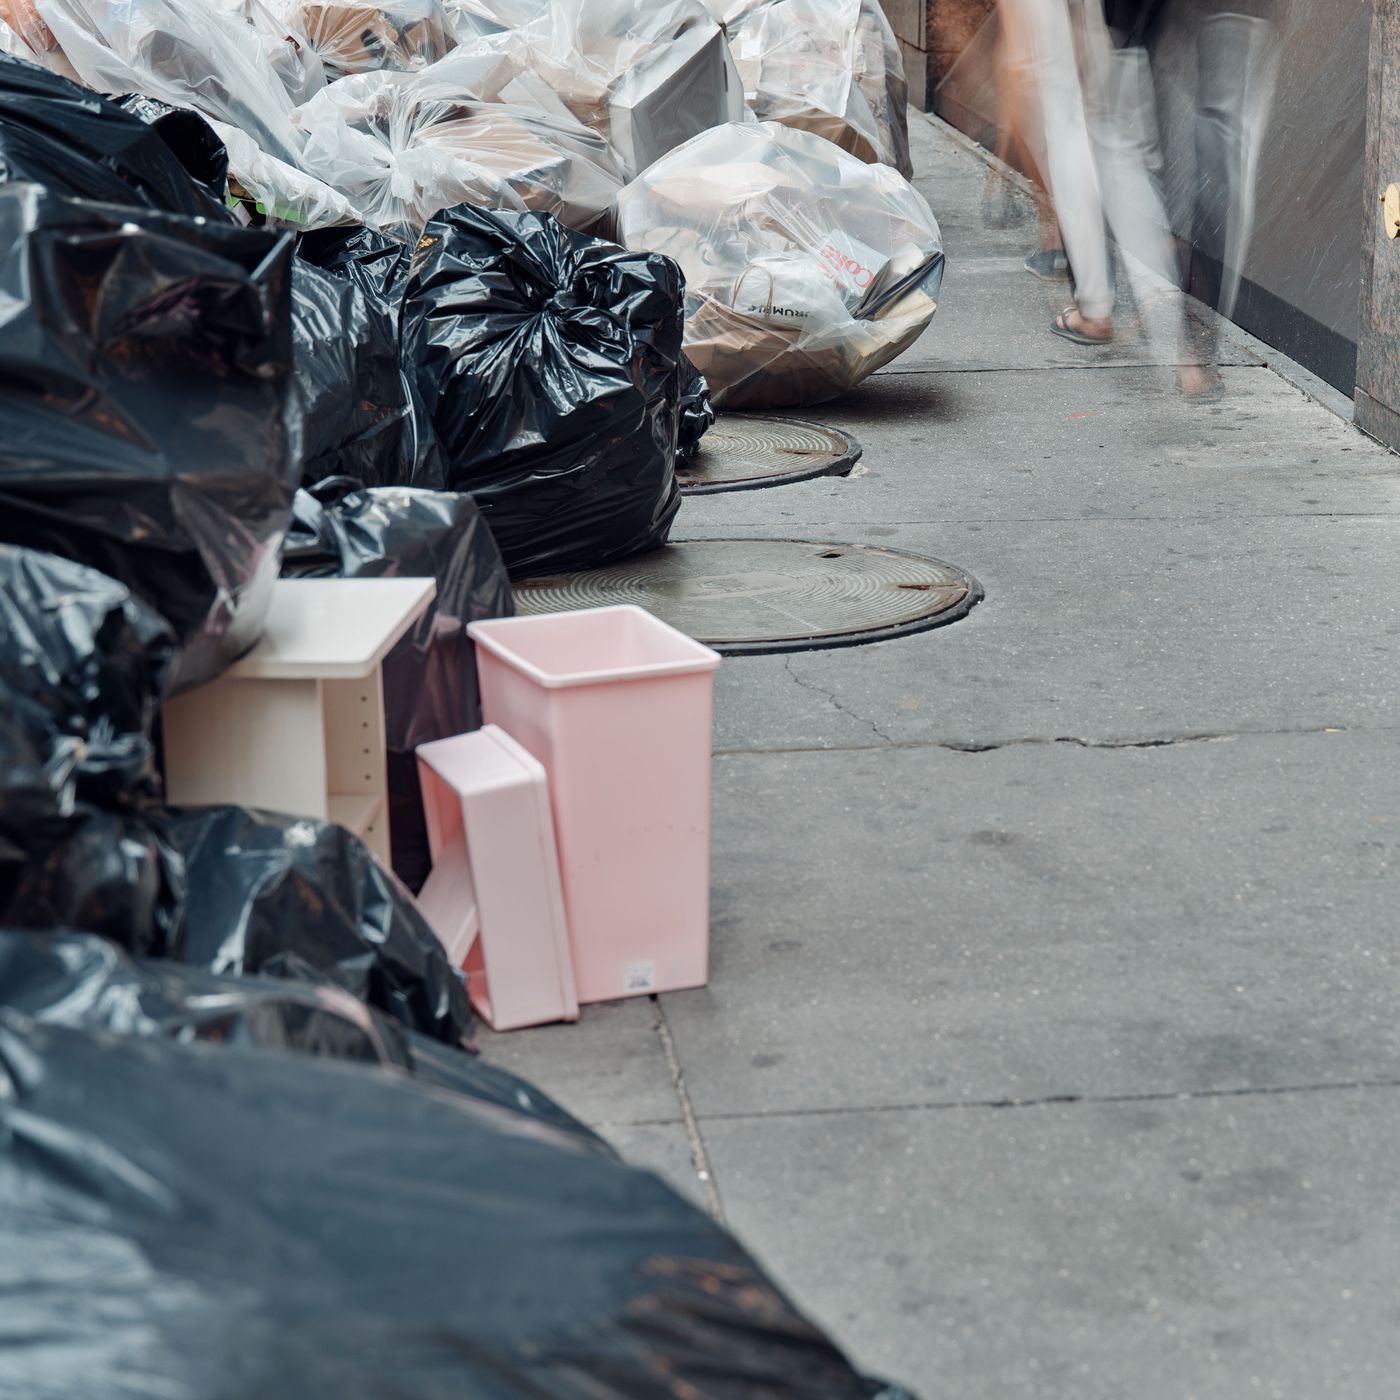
left=677, top=350, right=715, bottom=471
left=402, top=1024, right=602, bottom=1142
left=0, top=51, right=228, bottom=219
left=0, top=547, right=186, bottom=943
left=0, top=805, right=185, bottom=948
left=400, top=204, right=684, bottom=577
left=0, top=545, right=174, bottom=828
left=289, top=256, right=414, bottom=485
left=295, top=222, right=447, bottom=485
left=150, top=804, right=474, bottom=1046
left=297, top=219, right=414, bottom=300
left=282, top=476, right=514, bottom=891
left=6, top=806, right=471, bottom=1047
left=0, top=1010, right=919, bottom=1398
left=0, top=927, right=601, bottom=1143
left=0, top=928, right=404, bottom=1067
left=117, top=93, right=232, bottom=211
left=0, top=184, right=299, bottom=694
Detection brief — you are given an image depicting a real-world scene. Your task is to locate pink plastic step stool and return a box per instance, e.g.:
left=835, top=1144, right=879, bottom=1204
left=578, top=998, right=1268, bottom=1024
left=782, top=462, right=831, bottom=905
left=415, top=725, right=578, bottom=1031
left=468, top=605, right=721, bottom=1005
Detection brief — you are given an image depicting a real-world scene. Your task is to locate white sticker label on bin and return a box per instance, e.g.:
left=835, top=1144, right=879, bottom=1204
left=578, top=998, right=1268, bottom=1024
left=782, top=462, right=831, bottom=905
left=625, top=960, right=657, bottom=993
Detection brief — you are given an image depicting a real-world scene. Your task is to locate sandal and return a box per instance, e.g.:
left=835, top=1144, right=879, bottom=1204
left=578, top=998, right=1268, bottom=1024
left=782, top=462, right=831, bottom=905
left=1051, top=307, right=1113, bottom=346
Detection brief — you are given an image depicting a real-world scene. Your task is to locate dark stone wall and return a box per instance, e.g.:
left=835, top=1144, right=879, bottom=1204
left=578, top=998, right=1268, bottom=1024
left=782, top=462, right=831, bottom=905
left=890, top=0, right=996, bottom=110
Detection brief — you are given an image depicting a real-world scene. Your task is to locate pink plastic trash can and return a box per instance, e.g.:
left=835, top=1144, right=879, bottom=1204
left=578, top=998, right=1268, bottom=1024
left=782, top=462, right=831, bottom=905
left=416, top=725, right=578, bottom=1031
left=468, top=605, right=721, bottom=1004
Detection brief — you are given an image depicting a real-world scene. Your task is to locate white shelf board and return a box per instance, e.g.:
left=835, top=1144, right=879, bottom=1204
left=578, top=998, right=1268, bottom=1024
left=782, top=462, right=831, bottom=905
left=225, top=578, right=436, bottom=681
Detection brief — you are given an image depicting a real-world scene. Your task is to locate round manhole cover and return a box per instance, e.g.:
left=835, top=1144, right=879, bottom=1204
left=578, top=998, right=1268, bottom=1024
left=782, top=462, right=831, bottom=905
left=679, top=415, right=861, bottom=494
left=513, top=539, right=981, bottom=654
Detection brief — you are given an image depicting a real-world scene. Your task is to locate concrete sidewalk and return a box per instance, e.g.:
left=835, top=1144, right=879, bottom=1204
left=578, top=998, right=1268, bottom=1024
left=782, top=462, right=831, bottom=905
left=481, top=114, right=1400, bottom=1397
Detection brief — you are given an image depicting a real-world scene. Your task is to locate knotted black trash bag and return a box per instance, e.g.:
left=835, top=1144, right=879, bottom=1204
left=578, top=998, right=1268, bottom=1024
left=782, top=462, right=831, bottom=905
left=0, top=988, right=918, bottom=1397
left=400, top=204, right=684, bottom=576
left=282, top=476, right=514, bottom=891
left=0, top=51, right=228, bottom=218
left=0, top=184, right=299, bottom=693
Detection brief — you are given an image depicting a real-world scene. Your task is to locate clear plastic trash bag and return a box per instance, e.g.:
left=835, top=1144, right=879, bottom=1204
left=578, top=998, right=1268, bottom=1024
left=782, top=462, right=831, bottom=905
left=294, top=61, right=622, bottom=238
left=31, top=0, right=322, bottom=164
left=212, top=116, right=359, bottom=226
left=616, top=119, right=943, bottom=408
left=442, top=0, right=542, bottom=36
left=281, top=0, right=456, bottom=78
left=503, top=0, right=748, bottom=178
left=726, top=0, right=913, bottom=176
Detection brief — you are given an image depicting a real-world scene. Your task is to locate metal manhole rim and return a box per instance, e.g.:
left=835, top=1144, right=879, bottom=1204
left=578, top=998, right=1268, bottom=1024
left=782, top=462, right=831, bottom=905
left=678, top=414, right=864, bottom=495
left=513, top=537, right=985, bottom=656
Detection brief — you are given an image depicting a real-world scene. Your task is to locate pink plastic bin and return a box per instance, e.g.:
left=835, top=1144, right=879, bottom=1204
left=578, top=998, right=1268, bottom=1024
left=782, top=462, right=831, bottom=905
left=468, top=605, right=721, bottom=1004
left=415, top=725, right=578, bottom=1031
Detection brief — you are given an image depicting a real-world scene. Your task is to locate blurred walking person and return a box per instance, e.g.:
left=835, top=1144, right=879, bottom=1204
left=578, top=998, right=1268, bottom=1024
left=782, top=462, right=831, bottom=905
left=997, top=0, right=1201, bottom=387
left=1175, top=0, right=1281, bottom=359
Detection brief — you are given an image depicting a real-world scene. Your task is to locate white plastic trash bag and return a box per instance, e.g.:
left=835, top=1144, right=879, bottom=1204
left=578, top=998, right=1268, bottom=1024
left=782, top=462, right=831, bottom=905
left=615, top=120, right=943, bottom=408
left=725, top=0, right=912, bottom=176
left=295, top=63, right=621, bottom=238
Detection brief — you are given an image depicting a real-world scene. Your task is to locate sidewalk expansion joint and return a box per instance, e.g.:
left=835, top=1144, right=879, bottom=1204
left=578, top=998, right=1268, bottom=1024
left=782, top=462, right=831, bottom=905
left=651, top=996, right=727, bottom=1224
left=605, top=1075, right=1400, bottom=1131
left=784, top=657, right=895, bottom=745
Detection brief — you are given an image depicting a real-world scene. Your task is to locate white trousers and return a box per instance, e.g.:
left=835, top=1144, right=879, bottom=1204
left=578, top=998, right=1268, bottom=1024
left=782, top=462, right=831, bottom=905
left=1001, top=0, right=1183, bottom=353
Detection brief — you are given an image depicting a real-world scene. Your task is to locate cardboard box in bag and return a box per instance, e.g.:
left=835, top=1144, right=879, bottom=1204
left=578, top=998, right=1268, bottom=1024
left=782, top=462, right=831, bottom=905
left=295, top=2, right=452, bottom=73
left=607, top=20, right=744, bottom=177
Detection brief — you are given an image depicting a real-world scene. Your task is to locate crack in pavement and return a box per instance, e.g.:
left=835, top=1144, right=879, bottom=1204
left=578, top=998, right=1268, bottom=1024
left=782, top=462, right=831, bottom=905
left=783, top=656, right=896, bottom=746
left=596, top=1074, right=1400, bottom=1132
left=714, top=724, right=1365, bottom=758
left=925, top=731, right=1238, bottom=753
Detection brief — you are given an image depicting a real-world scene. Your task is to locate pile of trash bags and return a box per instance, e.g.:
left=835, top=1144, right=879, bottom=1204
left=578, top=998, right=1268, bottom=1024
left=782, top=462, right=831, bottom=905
left=0, top=547, right=917, bottom=1392
left=3, top=0, right=936, bottom=412
left=0, top=4, right=930, bottom=1388
left=0, top=544, right=477, bottom=1044
left=2, top=0, right=746, bottom=240
left=617, top=120, right=944, bottom=407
